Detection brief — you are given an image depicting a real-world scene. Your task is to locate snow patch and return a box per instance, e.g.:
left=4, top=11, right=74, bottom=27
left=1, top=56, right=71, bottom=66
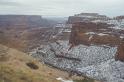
left=56, top=77, right=73, bottom=82
left=88, top=35, right=93, bottom=41
left=97, top=33, right=108, bottom=36
left=85, top=32, right=96, bottom=35
left=120, top=36, right=124, bottom=39
left=85, top=32, right=108, bottom=36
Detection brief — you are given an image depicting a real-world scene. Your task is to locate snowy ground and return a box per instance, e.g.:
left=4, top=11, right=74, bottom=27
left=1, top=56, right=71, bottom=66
left=56, top=77, right=73, bottom=82
left=30, top=40, right=124, bottom=82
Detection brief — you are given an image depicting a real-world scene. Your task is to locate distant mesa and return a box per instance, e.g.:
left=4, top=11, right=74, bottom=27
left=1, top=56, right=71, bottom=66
left=0, top=15, right=56, bottom=28
left=67, top=13, right=110, bottom=24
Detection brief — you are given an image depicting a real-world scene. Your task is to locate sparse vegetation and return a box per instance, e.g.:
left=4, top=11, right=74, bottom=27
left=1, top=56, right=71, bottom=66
left=0, top=44, right=60, bottom=82
left=26, top=62, right=39, bottom=69
left=0, top=44, right=87, bottom=82
left=0, top=65, right=42, bottom=82
left=0, top=47, right=9, bottom=62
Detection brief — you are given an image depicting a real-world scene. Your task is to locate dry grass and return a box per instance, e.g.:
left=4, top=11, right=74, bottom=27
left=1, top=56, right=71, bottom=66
left=0, top=44, right=87, bottom=82
left=0, top=44, right=62, bottom=82
left=0, top=44, right=100, bottom=82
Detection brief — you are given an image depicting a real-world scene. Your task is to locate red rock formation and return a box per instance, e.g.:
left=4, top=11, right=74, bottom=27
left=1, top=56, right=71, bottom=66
left=69, top=22, right=124, bottom=61
left=115, top=43, right=124, bottom=62
left=69, top=22, right=119, bottom=46
left=67, top=13, right=110, bottom=24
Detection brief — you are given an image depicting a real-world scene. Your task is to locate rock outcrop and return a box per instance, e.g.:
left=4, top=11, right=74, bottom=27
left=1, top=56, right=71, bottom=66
left=115, top=43, right=124, bottom=61
left=70, top=22, right=124, bottom=61
left=67, top=13, right=110, bottom=24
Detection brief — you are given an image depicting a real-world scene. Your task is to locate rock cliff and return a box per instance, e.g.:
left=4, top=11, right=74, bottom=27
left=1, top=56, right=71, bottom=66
left=69, top=22, right=124, bottom=62
left=67, top=13, right=110, bottom=24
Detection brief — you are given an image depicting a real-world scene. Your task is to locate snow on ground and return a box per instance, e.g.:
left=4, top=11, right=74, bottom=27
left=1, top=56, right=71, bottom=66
left=85, top=32, right=108, bottom=36
left=108, top=26, right=124, bottom=30
left=92, top=19, right=124, bottom=30
left=76, top=59, right=124, bottom=82
left=120, top=36, right=124, bottom=39
left=85, top=32, right=96, bottom=35
left=97, top=33, right=108, bottom=36
left=88, top=35, right=93, bottom=41
left=63, top=29, right=71, bottom=33
left=56, top=77, right=73, bottom=82
left=30, top=40, right=124, bottom=82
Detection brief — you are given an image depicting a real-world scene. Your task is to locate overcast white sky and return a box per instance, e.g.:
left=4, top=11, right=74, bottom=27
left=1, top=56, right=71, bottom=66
left=0, top=0, right=123, bottom=17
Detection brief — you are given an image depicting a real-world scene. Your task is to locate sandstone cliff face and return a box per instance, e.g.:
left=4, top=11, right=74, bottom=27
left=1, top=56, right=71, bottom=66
left=70, top=22, right=121, bottom=45
left=69, top=22, right=124, bottom=61
left=115, top=43, right=124, bottom=61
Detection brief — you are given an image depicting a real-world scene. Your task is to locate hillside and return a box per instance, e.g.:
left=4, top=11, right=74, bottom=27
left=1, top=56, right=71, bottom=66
left=0, top=44, right=85, bottom=82
left=1, top=13, right=124, bottom=82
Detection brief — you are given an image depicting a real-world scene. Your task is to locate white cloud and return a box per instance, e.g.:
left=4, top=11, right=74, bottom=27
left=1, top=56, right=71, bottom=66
left=0, top=0, right=21, bottom=6
left=0, top=0, right=124, bottom=17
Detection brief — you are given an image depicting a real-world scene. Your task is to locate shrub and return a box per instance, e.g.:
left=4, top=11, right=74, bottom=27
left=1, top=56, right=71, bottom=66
left=26, top=62, right=39, bottom=70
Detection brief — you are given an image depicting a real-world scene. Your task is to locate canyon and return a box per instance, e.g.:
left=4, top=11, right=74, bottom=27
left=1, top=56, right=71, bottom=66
left=30, top=13, right=124, bottom=82
left=0, top=13, right=124, bottom=82
left=0, top=15, right=58, bottom=52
